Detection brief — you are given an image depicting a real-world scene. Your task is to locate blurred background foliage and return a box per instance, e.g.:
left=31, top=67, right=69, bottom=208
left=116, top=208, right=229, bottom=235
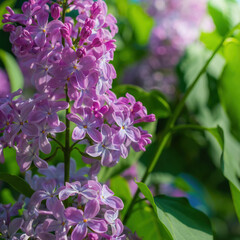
left=1, top=0, right=240, bottom=239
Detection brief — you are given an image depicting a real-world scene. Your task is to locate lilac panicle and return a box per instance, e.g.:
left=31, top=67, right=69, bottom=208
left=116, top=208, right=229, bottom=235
left=1, top=0, right=155, bottom=171
left=0, top=0, right=152, bottom=239
left=0, top=158, right=141, bottom=239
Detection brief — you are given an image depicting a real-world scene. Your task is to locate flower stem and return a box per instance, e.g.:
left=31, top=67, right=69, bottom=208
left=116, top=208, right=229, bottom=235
left=123, top=23, right=240, bottom=224
left=62, top=0, right=71, bottom=184
left=64, top=84, right=70, bottom=184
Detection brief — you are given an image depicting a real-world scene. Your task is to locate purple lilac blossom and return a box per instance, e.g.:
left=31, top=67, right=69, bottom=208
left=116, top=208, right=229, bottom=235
left=123, top=0, right=213, bottom=98
left=0, top=159, right=141, bottom=239
left=0, top=0, right=155, bottom=172
left=0, top=0, right=151, bottom=238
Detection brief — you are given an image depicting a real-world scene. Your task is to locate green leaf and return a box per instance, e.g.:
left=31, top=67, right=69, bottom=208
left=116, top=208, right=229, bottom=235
left=172, top=123, right=240, bottom=222
left=208, top=0, right=240, bottom=36
left=200, top=31, right=223, bottom=52
left=219, top=39, right=240, bottom=141
left=127, top=4, right=154, bottom=45
left=112, top=84, right=171, bottom=119
left=173, top=125, right=224, bottom=149
left=0, top=0, right=17, bottom=29
left=135, top=181, right=213, bottom=240
left=135, top=181, right=157, bottom=213
left=0, top=188, right=15, bottom=205
left=126, top=201, right=169, bottom=240
left=154, top=195, right=213, bottom=240
left=0, top=173, right=34, bottom=198
left=230, top=182, right=240, bottom=223
left=0, top=49, right=24, bottom=92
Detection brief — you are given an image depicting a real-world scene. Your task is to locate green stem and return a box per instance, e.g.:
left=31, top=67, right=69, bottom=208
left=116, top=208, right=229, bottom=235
left=70, top=140, right=81, bottom=151
left=64, top=85, right=70, bottom=184
left=44, top=147, right=61, bottom=162
left=72, top=147, right=101, bottom=160
left=48, top=136, right=64, bottom=150
left=123, top=23, right=240, bottom=224
left=62, top=0, right=70, bottom=184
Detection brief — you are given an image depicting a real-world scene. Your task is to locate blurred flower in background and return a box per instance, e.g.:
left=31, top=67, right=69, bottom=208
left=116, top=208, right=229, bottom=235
left=122, top=0, right=213, bottom=98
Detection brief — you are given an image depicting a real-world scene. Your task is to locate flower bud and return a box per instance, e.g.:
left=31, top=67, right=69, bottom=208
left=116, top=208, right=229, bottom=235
left=21, top=2, right=30, bottom=13
left=51, top=3, right=61, bottom=20
left=91, top=38, right=102, bottom=48
left=143, top=114, right=156, bottom=122
left=88, top=233, right=99, bottom=240
left=90, top=2, right=101, bottom=19
left=2, top=14, right=11, bottom=23
left=76, top=48, right=86, bottom=58
left=6, top=6, right=14, bottom=15
left=60, top=23, right=72, bottom=38
left=3, top=24, right=15, bottom=32
left=80, top=26, right=92, bottom=40
left=133, top=102, right=142, bottom=113
left=85, top=18, right=95, bottom=29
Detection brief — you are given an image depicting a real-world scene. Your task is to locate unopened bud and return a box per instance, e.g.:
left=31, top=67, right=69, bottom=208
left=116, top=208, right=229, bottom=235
left=133, top=102, right=142, bottom=113
left=80, top=26, right=92, bottom=40
left=85, top=18, right=95, bottom=29
left=90, top=2, right=101, bottom=19
left=3, top=24, right=15, bottom=32
left=76, top=48, right=86, bottom=58
left=51, top=3, right=61, bottom=20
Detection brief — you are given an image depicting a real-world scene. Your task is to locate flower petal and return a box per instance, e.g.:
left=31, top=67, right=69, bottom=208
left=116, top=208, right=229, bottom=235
left=71, top=223, right=87, bottom=240
left=84, top=199, right=100, bottom=219
left=88, top=219, right=107, bottom=233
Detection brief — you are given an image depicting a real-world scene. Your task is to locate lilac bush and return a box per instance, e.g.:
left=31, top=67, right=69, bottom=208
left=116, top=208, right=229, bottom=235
left=0, top=0, right=155, bottom=238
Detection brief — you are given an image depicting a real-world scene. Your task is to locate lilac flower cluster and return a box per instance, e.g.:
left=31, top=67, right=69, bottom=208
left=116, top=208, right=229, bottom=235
left=1, top=0, right=155, bottom=172
left=123, top=0, right=212, bottom=97
left=0, top=0, right=155, bottom=238
left=0, top=159, right=140, bottom=239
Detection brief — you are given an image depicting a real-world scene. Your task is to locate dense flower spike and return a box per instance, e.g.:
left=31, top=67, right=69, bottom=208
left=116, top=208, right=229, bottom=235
left=1, top=0, right=155, bottom=171
left=0, top=159, right=140, bottom=239
left=1, top=0, right=154, bottom=239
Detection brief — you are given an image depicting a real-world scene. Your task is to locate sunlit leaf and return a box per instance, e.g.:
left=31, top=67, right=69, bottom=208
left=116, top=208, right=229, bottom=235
left=0, top=49, right=24, bottom=92
left=0, top=173, right=34, bottom=198
left=127, top=4, right=154, bottom=45
left=126, top=201, right=169, bottom=240
left=154, top=195, right=213, bottom=240
left=219, top=39, right=240, bottom=141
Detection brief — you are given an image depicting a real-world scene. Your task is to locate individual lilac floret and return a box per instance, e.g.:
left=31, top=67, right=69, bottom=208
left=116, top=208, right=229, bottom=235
left=16, top=137, right=48, bottom=171
left=67, top=108, right=102, bottom=143
left=28, top=98, right=69, bottom=127
left=42, top=199, right=69, bottom=239
left=29, top=179, right=59, bottom=210
left=103, top=210, right=126, bottom=239
left=99, top=185, right=124, bottom=210
left=64, top=200, right=107, bottom=240
left=86, top=124, right=120, bottom=167
left=59, top=181, right=98, bottom=201
left=113, top=111, right=141, bottom=144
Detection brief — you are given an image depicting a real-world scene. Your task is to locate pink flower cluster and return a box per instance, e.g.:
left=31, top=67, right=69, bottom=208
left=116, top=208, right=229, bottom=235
left=0, top=159, right=140, bottom=239
left=1, top=0, right=155, bottom=172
